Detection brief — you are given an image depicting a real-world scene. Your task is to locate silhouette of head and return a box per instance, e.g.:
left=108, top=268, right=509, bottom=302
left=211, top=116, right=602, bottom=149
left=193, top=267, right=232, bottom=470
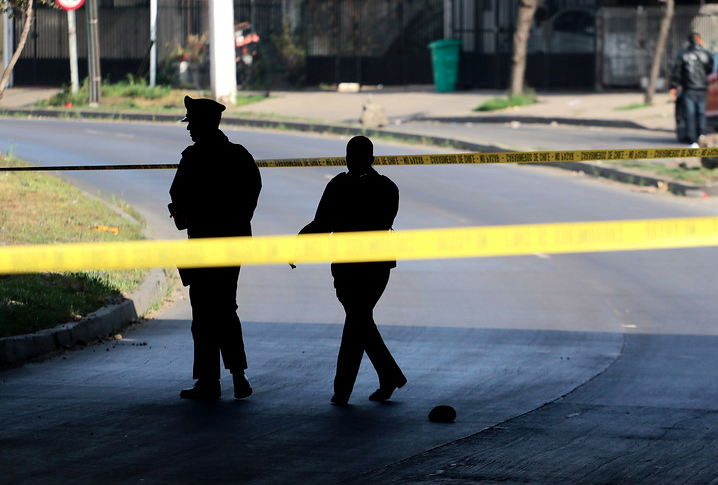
left=346, top=135, right=374, bottom=175
left=182, top=96, right=225, bottom=142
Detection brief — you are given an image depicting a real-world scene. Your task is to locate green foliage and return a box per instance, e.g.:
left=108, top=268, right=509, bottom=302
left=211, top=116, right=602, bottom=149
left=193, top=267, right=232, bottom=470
left=0, top=0, right=58, bottom=15
left=252, top=20, right=306, bottom=88
left=474, top=92, right=538, bottom=112
left=0, top=269, right=146, bottom=338
left=235, top=94, right=267, bottom=107
left=38, top=76, right=173, bottom=108
left=102, top=75, right=173, bottom=99
left=615, top=103, right=651, bottom=111
left=157, top=34, right=209, bottom=88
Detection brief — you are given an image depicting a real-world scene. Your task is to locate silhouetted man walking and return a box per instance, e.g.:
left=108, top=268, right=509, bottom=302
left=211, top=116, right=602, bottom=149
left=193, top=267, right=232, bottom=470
left=295, top=135, right=406, bottom=405
left=169, top=96, right=261, bottom=400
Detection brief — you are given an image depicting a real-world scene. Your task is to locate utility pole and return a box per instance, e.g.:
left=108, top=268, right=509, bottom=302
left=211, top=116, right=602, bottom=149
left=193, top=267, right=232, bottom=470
left=67, top=9, right=79, bottom=94
left=209, top=0, right=236, bottom=105
left=149, top=0, right=157, bottom=87
left=86, top=0, right=101, bottom=106
left=55, top=0, right=84, bottom=94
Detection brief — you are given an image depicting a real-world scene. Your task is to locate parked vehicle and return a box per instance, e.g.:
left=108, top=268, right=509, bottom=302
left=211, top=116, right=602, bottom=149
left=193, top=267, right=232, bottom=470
left=529, top=7, right=596, bottom=54
left=235, top=22, right=260, bottom=88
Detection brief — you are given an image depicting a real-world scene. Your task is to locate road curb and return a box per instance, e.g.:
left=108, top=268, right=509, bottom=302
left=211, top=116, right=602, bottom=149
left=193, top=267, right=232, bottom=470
left=1, top=106, right=713, bottom=195
left=411, top=114, right=673, bottom=133
left=0, top=268, right=171, bottom=366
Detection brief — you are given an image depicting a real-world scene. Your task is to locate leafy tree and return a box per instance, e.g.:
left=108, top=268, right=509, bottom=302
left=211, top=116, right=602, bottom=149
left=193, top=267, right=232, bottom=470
left=645, top=0, right=674, bottom=105
left=510, top=0, right=543, bottom=96
left=0, top=0, right=57, bottom=100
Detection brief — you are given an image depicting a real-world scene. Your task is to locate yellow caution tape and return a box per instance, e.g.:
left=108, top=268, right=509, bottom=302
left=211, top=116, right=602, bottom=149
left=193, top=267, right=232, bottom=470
left=260, top=147, right=718, bottom=168
left=1, top=217, right=717, bottom=274
left=1, top=147, right=717, bottom=171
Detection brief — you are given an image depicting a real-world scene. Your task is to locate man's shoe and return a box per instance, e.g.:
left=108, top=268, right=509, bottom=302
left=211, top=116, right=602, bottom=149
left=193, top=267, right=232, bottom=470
left=369, top=375, right=407, bottom=402
left=180, top=379, right=221, bottom=400
left=233, top=373, right=252, bottom=399
left=331, top=393, right=350, bottom=406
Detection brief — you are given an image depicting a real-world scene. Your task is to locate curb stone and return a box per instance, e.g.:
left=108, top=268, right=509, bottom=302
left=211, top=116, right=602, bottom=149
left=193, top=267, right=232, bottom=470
left=0, top=268, right=171, bottom=366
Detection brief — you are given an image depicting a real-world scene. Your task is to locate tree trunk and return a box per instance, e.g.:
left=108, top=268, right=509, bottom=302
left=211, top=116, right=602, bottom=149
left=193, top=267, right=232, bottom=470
left=645, top=0, right=674, bottom=105
left=510, top=0, right=541, bottom=96
left=0, top=0, right=34, bottom=101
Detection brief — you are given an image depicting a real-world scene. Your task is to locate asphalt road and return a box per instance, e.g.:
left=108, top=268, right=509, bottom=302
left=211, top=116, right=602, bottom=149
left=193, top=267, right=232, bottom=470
left=2, top=118, right=718, bottom=484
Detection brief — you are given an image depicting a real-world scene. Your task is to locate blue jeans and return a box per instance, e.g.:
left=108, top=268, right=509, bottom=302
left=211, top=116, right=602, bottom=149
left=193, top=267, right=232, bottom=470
left=682, top=90, right=707, bottom=144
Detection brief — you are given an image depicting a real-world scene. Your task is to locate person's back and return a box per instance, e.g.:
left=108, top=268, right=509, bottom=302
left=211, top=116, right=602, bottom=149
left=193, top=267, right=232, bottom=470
left=173, top=133, right=260, bottom=239
left=673, top=40, right=713, bottom=92
left=307, top=168, right=397, bottom=232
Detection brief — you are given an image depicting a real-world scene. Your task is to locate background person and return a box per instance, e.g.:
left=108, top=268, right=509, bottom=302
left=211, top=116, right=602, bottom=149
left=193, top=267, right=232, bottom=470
left=168, top=96, right=262, bottom=400
left=670, top=32, right=714, bottom=148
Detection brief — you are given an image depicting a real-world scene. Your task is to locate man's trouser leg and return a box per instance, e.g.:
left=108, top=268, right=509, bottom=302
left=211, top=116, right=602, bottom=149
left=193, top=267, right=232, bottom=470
left=334, top=268, right=402, bottom=395
left=189, top=267, right=247, bottom=380
left=683, top=92, right=698, bottom=143
left=696, top=92, right=708, bottom=140
left=683, top=90, right=706, bottom=144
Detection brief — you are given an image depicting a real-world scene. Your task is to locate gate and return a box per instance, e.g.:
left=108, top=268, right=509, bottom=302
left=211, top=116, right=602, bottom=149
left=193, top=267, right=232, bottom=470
left=451, top=0, right=598, bottom=90
left=301, top=0, right=444, bottom=86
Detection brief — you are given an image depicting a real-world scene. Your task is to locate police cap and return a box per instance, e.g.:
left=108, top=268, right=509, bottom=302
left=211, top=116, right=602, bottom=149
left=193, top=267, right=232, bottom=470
left=181, top=96, right=226, bottom=123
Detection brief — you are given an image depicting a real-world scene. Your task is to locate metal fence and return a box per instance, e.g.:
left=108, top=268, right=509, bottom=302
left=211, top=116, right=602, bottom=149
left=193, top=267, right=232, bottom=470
left=300, top=0, right=443, bottom=85
left=9, top=0, right=444, bottom=87
left=451, top=0, right=598, bottom=89
left=599, top=5, right=718, bottom=88
left=12, top=0, right=716, bottom=89
left=13, top=1, right=152, bottom=85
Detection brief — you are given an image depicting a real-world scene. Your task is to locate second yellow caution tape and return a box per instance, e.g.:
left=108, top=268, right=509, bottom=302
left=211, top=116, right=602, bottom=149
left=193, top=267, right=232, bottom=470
left=1, top=217, right=717, bottom=274
left=1, top=147, right=717, bottom=171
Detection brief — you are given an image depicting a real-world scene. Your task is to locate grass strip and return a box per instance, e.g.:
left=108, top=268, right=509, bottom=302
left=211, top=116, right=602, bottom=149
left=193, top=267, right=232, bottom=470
left=474, top=92, right=537, bottom=112
left=35, top=78, right=265, bottom=113
left=0, top=154, right=147, bottom=338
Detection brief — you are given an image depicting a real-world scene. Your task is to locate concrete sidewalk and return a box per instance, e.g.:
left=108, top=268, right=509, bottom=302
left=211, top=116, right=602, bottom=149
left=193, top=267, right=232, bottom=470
left=0, top=85, right=677, bottom=132
left=236, top=87, right=677, bottom=132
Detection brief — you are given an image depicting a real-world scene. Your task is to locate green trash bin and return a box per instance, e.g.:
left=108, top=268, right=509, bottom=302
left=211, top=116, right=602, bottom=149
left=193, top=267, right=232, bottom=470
left=428, top=39, right=462, bottom=92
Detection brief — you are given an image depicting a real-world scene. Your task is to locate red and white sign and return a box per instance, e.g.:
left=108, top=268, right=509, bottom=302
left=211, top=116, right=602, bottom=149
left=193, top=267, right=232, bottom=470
left=56, top=0, right=85, bottom=10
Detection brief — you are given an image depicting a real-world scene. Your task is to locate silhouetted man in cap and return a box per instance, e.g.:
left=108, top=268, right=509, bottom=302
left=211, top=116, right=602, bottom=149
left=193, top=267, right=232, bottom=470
left=169, top=96, right=262, bottom=400
left=295, top=135, right=406, bottom=405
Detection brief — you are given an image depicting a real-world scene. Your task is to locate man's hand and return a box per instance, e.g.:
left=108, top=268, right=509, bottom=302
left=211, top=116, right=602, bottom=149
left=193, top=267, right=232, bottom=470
left=168, top=203, right=189, bottom=230
left=669, top=88, right=678, bottom=101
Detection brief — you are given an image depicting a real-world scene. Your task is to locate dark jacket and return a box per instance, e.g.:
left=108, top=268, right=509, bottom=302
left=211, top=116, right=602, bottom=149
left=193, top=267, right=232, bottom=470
left=299, top=167, right=399, bottom=277
left=670, top=42, right=714, bottom=92
left=169, top=130, right=261, bottom=240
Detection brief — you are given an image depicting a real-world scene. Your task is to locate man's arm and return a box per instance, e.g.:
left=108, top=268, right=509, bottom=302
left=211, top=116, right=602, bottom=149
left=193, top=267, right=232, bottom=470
left=669, top=52, right=684, bottom=100
left=299, top=178, right=339, bottom=235
left=168, top=150, right=193, bottom=231
left=706, top=49, right=714, bottom=75
left=376, top=177, right=399, bottom=231
left=240, top=150, right=262, bottom=222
